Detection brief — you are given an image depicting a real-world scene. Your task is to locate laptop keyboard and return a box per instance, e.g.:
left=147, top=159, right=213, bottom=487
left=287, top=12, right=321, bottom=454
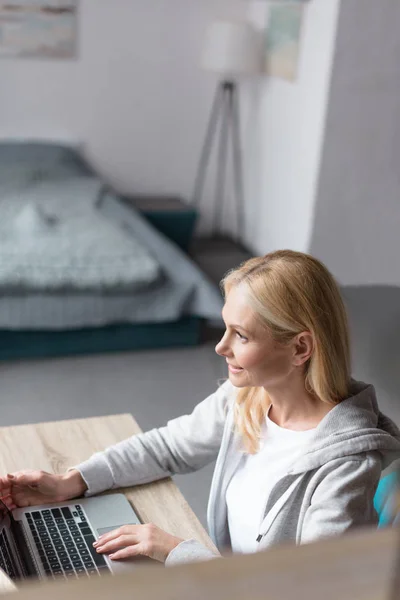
left=0, top=529, right=18, bottom=580
left=26, top=505, right=110, bottom=580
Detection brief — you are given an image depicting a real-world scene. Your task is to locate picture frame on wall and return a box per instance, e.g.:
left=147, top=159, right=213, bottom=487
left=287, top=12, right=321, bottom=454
left=0, top=1, right=78, bottom=59
left=265, top=1, right=306, bottom=81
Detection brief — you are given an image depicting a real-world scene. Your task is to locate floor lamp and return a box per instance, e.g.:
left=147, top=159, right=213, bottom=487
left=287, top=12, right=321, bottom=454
left=192, top=21, right=262, bottom=243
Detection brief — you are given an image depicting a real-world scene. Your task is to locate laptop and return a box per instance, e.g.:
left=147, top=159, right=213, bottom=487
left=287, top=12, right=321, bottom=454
left=0, top=493, right=142, bottom=583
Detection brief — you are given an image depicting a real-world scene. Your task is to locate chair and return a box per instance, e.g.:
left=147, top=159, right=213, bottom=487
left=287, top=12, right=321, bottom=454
left=374, top=470, right=400, bottom=527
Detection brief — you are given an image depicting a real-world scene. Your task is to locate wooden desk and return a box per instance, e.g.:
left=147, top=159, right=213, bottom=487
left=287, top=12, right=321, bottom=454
left=0, top=413, right=217, bottom=591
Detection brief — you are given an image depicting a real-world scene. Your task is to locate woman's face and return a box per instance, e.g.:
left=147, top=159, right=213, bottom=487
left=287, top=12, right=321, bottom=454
left=215, top=285, right=300, bottom=389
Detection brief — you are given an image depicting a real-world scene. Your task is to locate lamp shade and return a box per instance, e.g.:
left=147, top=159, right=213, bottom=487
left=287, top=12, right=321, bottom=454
left=201, top=20, right=262, bottom=76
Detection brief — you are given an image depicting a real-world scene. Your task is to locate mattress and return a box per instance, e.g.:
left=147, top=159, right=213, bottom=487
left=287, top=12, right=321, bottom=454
left=0, top=177, right=162, bottom=293
left=0, top=192, right=224, bottom=330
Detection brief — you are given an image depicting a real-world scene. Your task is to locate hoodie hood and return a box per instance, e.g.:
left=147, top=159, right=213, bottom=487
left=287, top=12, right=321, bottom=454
left=289, top=380, right=400, bottom=475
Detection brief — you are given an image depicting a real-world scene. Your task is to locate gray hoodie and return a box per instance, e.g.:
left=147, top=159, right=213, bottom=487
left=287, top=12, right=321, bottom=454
left=74, top=379, right=400, bottom=566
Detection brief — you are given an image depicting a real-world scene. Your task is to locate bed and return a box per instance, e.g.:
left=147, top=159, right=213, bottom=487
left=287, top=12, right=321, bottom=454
left=0, top=141, right=223, bottom=360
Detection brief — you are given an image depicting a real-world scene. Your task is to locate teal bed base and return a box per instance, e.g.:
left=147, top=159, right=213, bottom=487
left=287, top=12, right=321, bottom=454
left=0, top=317, right=202, bottom=361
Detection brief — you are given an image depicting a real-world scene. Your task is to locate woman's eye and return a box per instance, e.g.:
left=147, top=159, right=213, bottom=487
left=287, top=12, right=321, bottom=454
left=236, top=331, right=247, bottom=341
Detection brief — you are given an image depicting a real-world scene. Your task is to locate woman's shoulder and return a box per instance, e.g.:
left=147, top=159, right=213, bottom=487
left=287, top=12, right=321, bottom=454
left=207, top=378, right=238, bottom=417
left=216, top=378, right=238, bottom=400
left=216, top=378, right=236, bottom=393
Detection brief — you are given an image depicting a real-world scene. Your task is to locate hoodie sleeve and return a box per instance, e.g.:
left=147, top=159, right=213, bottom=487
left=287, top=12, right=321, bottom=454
left=165, top=539, right=221, bottom=567
left=73, top=380, right=235, bottom=496
left=300, top=454, right=381, bottom=545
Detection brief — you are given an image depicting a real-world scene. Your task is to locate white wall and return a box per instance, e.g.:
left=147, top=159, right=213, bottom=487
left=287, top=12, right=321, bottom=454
left=0, top=0, right=245, bottom=227
left=242, top=0, right=340, bottom=255
left=310, top=0, right=400, bottom=286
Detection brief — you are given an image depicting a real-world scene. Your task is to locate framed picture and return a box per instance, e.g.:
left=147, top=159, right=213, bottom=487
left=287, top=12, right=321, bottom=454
left=265, top=2, right=305, bottom=81
left=0, top=1, right=78, bottom=59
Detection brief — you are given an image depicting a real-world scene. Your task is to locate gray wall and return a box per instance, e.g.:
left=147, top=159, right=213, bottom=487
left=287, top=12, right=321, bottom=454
left=342, top=286, right=400, bottom=424
left=242, top=0, right=340, bottom=255
left=310, top=0, right=400, bottom=286
left=310, top=0, right=400, bottom=417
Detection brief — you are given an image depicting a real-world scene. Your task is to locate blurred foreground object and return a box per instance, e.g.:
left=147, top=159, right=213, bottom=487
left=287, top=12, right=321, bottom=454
left=0, top=569, right=15, bottom=594
left=2, top=527, right=399, bottom=600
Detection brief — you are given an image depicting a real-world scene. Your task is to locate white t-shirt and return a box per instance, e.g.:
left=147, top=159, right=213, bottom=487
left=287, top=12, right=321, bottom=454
left=226, top=413, right=316, bottom=554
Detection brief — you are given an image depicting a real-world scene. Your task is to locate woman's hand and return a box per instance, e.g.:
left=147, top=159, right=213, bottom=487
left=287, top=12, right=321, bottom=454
left=0, top=469, right=87, bottom=509
left=93, top=523, right=184, bottom=563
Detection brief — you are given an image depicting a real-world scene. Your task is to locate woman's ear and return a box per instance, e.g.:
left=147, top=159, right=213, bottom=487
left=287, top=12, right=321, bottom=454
left=292, top=332, right=313, bottom=367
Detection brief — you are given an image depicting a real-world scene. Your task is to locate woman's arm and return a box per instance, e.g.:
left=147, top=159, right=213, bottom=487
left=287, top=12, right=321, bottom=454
left=73, top=380, right=235, bottom=496
left=300, top=454, right=381, bottom=545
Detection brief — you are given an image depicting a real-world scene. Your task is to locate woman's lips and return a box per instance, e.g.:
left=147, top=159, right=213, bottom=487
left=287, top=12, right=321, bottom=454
left=228, top=364, right=244, bottom=374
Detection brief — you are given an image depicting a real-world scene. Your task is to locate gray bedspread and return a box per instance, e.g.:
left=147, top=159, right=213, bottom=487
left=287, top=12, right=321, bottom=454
left=0, top=190, right=224, bottom=329
left=0, top=178, right=162, bottom=293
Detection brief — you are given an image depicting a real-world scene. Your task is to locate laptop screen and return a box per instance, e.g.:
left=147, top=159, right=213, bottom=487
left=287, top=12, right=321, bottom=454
left=0, top=499, right=11, bottom=530
left=0, top=498, right=19, bottom=579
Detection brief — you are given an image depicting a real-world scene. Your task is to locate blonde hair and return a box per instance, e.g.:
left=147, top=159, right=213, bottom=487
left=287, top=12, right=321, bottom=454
left=221, top=250, right=351, bottom=454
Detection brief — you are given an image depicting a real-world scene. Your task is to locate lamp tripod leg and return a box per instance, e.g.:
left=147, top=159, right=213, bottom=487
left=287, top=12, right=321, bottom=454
left=231, top=83, right=245, bottom=243
left=192, top=83, right=224, bottom=209
left=213, top=82, right=231, bottom=236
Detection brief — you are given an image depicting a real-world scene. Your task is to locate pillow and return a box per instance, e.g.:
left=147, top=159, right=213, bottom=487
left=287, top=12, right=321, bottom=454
left=0, top=141, right=92, bottom=181
left=12, top=203, right=58, bottom=238
left=0, top=165, right=38, bottom=193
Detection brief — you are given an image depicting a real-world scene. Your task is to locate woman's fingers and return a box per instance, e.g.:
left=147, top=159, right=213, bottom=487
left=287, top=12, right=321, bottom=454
left=9, top=471, right=41, bottom=488
left=96, top=534, right=137, bottom=555
left=9, top=486, right=38, bottom=507
left=0, top=495, right=15, bottom=510
left=95, top=523, right=182, bottom=564
left=0, top=472, right=34, bottom=499
left=108, top=545, right=142, bottom=560
left=0, top=488, right=11, bottom=500
left=0, top=477, right=12, bottom=497
left=94, top=525, right=141, bottom=548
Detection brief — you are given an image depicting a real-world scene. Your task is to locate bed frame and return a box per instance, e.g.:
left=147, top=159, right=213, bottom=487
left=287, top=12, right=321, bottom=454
left=0, top=318, right=202, bottom=361
left=0, top=205, right=203, bottom=361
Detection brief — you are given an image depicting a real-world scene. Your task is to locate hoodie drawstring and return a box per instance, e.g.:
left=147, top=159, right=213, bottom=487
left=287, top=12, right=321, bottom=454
left=256, top=475, right=303, bottom=543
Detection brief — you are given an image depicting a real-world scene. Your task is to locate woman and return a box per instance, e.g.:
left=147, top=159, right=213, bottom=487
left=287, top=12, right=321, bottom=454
left=1, top=250, right=400, bottom=567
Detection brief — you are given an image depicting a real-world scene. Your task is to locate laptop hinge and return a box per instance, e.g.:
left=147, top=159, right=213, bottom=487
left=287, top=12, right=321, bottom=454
left=10, top=517, right=40, bottom=580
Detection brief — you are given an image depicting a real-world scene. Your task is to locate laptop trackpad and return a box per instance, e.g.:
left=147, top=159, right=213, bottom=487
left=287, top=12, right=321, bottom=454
left=97, top=525, right=139, bottom=538
left=97, top=526, right=125, bottom=537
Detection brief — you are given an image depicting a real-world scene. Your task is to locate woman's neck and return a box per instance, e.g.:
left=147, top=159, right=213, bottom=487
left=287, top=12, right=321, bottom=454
left=264, top=376, right=334, bottom=431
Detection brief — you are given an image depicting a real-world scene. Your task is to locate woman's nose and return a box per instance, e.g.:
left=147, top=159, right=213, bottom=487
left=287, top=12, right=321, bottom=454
left=215, top=335, right=230, bottom=357
left=215, top=340, right=224, bottom=356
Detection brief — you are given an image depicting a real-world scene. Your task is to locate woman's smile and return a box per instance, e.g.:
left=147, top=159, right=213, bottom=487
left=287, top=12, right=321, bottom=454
left=227, top=363, right=244, bottom=374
